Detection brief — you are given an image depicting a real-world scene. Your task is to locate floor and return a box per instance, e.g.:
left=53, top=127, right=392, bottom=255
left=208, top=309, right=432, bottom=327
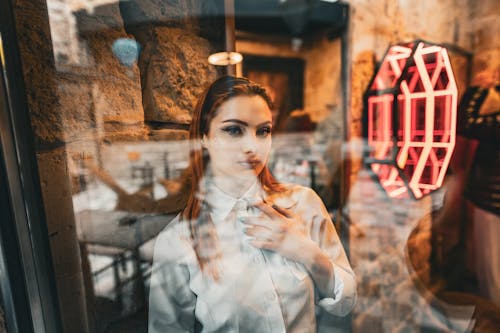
left=347, top=170, right=500, bottom=333
left=85, top=256, right=144, bottom=332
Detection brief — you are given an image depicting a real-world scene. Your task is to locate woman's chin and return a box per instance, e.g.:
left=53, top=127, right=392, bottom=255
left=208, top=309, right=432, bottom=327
left=227, top=168, right=262, bottom=182
left=234, top=170, right=259, bottom=180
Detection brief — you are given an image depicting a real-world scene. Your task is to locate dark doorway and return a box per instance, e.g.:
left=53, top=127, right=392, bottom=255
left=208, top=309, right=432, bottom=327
left=242, top=55, right=305, bottom=132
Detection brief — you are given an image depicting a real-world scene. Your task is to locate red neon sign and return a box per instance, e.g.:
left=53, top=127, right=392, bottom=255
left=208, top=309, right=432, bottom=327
left=364, top=41, right=458, bottom=199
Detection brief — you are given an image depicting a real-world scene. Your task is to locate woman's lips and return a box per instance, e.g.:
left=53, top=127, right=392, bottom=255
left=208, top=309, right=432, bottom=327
left=238, top=159, right=261, bottom=169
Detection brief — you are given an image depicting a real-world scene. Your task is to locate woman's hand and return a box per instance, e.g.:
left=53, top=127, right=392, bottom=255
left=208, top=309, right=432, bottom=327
left=241, top=201, right=309, bottom=260
left=242, top=201, right=335, bottom=295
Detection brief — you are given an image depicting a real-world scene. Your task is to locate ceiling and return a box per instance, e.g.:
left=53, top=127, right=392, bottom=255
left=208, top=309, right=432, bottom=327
left=234, top=0, right=349, bottom=39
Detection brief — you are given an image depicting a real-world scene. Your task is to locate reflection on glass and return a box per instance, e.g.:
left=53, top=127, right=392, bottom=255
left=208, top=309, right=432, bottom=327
left=22, top=0, right=496, bottom=332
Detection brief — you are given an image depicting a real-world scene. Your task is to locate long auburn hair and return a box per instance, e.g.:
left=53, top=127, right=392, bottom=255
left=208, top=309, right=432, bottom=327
left=182, top=76, right=284, bottom=278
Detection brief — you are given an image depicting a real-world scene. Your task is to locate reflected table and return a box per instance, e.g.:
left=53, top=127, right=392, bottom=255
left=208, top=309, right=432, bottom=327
left=76, top=210, right=175, bottom=310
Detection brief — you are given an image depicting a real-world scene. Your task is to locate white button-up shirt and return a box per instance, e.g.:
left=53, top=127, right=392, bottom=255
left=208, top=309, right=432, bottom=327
left=148, top=182, right=356, bottom=333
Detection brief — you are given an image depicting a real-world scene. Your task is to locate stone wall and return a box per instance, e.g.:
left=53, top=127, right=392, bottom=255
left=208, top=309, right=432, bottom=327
left=50, top=0, right=224, bottom=182
left=72, top=3, right=146, bottom=144
left=50, top=0, right=224, bottom=166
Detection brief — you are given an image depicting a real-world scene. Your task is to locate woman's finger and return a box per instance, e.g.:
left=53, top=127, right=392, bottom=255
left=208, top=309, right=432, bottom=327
left=240, top=215, right=274, bottom=229
left=271, top=204, right=293, bottom=218
left=244, top=225, right=274, bottom=240
left=253, top=201, right=290, bottom=219
left=250, top=238, right=275, bottom=251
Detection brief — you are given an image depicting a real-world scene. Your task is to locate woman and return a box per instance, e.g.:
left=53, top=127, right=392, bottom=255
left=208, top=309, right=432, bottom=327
left=148, top=76, right=356, bottom=332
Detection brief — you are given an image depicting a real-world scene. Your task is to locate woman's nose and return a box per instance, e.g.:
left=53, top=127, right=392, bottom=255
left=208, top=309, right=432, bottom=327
left=242, top=133, right=258, bottom=154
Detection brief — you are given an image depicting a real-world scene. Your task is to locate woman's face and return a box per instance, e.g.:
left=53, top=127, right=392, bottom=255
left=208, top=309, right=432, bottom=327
left=203, top=95, right=273, bottom=182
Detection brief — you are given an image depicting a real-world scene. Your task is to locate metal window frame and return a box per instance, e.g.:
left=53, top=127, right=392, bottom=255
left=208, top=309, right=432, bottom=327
left=0, top=1, right=62, bottom=332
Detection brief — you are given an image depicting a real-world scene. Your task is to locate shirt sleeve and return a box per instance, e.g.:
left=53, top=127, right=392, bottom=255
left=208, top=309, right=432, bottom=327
left=301, top=187, right=357, bottom=317
left=148, top=221, right=197, bottom=333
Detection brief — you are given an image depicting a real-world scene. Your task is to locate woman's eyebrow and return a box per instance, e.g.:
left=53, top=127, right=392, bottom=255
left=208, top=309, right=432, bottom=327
left=221, top=119, right=272, bottom=127
left=221, top=119, right=248, bottom=126
left=257, top=121, right=272, bottom=127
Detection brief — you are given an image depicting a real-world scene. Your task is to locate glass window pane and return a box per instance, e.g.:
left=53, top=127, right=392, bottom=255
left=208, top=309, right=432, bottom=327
left=8, top=0, right=500, bottom=332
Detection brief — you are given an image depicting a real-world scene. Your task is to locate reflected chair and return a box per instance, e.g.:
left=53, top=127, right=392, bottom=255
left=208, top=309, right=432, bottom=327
left=86, top=244, right=130, bottom=307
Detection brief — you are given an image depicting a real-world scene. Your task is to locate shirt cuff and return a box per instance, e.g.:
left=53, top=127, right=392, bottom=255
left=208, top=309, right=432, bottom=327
left=317, top=265, right=357, bottom=316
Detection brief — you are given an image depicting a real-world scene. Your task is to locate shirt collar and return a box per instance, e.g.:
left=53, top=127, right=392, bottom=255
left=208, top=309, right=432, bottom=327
left=205, top=180, right=264, bottom=221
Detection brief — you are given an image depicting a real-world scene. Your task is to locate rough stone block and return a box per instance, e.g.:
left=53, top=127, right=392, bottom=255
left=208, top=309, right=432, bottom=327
left=469, top=0, right=500, bottom=21
left=470, top=16, right=500, bottom=51
left=148, top=128, right=189, bottom=142
left=140, top=27, right=218, bottom=124
left=101, top=122, right=148, bottom=143
left=73, top=2, right=125, bottom=34
left=74, top=5, right=145, bottom=131
left=13, top=0, right=66, bottom=146
left=55, top=79, right=96, bottom=142
left=471, top=49, right=500, bottom=78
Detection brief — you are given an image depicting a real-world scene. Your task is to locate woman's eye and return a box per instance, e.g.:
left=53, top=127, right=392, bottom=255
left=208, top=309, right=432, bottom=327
left=257, top=126, right=272, bottom=137
left=221, top=126, right=243, bottom=136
